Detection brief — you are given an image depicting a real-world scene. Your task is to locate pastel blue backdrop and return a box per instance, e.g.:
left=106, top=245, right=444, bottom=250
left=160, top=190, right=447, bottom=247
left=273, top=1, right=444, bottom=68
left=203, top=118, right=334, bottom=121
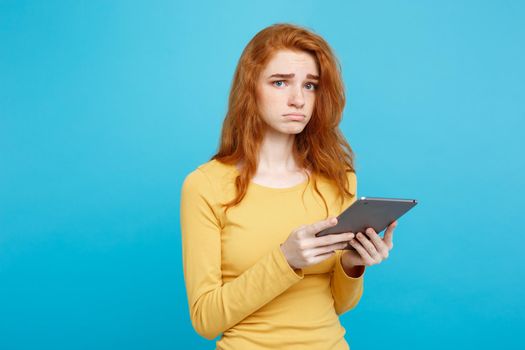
left=1, top=1, right=523, bottom=349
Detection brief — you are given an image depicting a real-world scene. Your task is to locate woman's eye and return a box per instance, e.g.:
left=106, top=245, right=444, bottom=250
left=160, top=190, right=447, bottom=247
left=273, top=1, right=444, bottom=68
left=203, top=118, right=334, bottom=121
left=271, top=81, right=317, bottom=90
left=305, top=82, right=317, bottom=90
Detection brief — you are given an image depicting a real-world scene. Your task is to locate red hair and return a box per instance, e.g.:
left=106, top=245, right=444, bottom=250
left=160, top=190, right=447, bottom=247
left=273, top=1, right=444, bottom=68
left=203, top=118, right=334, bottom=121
left=211, top=23, right=355, bottom=215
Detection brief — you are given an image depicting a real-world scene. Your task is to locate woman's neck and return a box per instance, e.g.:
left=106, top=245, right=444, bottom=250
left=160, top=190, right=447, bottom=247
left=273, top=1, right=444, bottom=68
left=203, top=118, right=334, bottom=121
left=257, top=130, right=300, bottom=174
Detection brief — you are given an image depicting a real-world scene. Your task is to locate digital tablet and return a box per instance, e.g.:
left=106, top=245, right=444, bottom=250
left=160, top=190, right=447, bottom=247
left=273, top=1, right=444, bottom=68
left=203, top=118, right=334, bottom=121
left=315, top=197, right=418, bottom=241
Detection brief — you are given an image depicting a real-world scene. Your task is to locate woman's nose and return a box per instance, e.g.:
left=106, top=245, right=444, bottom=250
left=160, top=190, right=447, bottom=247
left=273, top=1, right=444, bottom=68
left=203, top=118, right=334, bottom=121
left=288, top=87, right=305, bottom=108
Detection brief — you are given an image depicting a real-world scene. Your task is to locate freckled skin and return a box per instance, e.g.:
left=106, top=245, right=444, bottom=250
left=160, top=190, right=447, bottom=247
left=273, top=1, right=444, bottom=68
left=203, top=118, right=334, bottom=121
left=257, top=50, right=318, bottom=136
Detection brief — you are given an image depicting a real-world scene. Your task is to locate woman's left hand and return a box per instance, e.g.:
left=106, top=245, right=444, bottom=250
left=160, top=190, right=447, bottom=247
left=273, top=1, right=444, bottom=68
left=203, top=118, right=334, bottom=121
left=341, top=220, right=397, bottom=271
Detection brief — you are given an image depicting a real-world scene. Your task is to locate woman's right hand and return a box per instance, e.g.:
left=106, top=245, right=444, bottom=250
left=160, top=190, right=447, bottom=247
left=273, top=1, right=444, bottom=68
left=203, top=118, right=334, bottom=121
left=280, top=217, right=354, bottom=269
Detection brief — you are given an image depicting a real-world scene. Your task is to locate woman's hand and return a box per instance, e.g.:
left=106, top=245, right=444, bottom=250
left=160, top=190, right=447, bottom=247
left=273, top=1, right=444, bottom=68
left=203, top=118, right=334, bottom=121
left=341, top=221, right=398, bottom=275
left=280, top=217, right=354, bottom=269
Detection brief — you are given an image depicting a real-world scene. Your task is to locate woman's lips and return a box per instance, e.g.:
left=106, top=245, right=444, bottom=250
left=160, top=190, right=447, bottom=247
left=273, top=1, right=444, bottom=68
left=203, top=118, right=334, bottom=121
left=284, top=114, right=305, bottom=121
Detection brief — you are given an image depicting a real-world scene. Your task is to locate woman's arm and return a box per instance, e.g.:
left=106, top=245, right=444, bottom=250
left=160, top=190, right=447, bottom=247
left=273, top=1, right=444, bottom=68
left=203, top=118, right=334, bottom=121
left=329, top=171, right=365, bottom=315
left=330, top=250, right=365, bottom=315
left=180, top=169, right=304, bottom=340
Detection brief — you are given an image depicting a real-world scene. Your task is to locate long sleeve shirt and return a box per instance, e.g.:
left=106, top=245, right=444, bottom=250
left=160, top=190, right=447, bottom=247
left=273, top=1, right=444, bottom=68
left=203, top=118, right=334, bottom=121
left=180, top=159, right=364, bottom=350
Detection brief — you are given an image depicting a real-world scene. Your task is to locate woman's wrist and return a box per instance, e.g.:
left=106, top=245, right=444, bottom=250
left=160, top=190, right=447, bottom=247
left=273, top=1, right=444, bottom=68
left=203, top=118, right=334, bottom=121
left=341, top=251, right=365, bottom=278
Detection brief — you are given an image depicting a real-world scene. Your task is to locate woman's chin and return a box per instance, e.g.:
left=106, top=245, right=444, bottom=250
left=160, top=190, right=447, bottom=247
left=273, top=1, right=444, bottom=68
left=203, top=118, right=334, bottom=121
left=281, top=123, right=307, bottom=134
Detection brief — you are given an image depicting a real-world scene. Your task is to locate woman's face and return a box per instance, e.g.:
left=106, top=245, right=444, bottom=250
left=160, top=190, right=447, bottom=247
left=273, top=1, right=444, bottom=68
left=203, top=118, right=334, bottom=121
left=256, top=49, right=319, bottom=136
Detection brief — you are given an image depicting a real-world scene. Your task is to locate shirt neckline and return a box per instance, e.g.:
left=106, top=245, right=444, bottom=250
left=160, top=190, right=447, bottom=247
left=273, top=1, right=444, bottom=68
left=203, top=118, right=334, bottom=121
left=227, top=160, right=310, bottom=193
left=249, top=177, right=309, bottom=193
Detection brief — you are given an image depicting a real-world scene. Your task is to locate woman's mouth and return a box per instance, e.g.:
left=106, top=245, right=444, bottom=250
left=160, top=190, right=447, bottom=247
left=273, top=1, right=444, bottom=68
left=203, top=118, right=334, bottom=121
left=283, top=114, right=305, bottom=121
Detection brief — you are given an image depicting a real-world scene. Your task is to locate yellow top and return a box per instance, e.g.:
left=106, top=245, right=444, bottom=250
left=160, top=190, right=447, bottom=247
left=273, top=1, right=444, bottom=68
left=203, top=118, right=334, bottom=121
left=180, top=159, right=364, bottom=350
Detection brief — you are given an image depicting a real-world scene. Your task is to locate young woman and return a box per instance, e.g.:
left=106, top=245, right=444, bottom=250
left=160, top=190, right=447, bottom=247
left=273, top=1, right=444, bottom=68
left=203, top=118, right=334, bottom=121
left=180, top=23, right=397, bottom=350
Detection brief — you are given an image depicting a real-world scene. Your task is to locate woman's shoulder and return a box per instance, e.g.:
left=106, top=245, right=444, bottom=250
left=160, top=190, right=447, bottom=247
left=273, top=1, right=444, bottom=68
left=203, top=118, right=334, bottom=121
left=189, top=158, right=236, bottom=181
left=182, top=158, right=237, bottom=195
left=198, top=158, right=236, bottom=175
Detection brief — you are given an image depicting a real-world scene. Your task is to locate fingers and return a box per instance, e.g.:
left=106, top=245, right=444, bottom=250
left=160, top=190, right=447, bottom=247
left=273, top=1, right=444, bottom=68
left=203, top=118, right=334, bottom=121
left=301, top=217, right=338, bottom=238
left=293, top=219, right=398, bottom=269
left=350, top=223, right=398, bottom=265
left=383, top=220, right=397, bottom=249
left=306, top=250, right=338, bottom=266
left=304, top=231, right=354, bottom=249
left=348, top=238, right=375, bottom=265
left=363, top=228, right=389, bottom=259
left=354, top=231, right=383, bottom=262
left=307, top=241, right=350, bottom=257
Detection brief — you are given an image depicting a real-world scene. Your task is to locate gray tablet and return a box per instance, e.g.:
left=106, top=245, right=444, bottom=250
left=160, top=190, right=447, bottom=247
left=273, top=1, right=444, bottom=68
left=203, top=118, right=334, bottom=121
left=315, top=197, right=418, bottom=239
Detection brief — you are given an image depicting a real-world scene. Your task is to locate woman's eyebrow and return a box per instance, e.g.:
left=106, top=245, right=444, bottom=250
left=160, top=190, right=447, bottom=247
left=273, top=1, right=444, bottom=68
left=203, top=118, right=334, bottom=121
left=268, top=73, right=319, bottom=80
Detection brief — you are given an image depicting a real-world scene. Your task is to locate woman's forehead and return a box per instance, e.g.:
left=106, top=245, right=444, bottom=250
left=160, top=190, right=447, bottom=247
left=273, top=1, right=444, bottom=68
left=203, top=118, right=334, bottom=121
left=262, top=50, right=319, bottom=76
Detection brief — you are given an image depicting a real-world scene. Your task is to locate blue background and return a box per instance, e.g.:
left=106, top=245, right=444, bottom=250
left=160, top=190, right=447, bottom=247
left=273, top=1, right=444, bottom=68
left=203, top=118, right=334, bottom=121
left=1, top=0, right=524, bottom=349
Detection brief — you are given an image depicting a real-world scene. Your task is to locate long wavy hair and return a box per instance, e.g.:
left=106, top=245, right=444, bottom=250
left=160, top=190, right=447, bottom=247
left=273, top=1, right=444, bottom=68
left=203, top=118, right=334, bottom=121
left=211, top=23, right=355, bottom=215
